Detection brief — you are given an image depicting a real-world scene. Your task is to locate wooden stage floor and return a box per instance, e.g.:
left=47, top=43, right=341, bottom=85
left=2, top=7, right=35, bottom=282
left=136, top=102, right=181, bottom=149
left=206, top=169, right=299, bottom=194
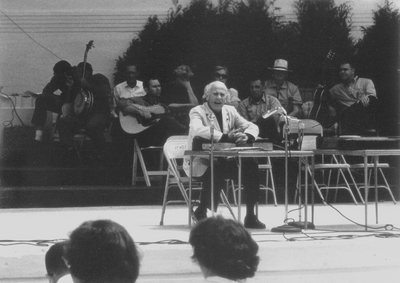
left=1, top=201, right=399, bottom=283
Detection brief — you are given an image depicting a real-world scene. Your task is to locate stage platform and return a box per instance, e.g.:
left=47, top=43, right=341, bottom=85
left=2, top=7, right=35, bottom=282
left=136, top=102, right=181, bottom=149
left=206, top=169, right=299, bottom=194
left=1, top=202, right=399, bottom=283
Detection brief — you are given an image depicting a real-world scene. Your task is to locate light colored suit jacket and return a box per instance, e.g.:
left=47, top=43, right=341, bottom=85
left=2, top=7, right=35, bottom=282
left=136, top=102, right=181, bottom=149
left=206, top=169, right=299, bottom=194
left=183, top=103, right=259, bottom=177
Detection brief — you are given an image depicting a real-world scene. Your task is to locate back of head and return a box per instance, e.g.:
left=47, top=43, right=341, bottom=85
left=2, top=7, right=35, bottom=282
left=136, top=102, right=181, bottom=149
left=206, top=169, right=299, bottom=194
left=189, top=216, right=259, bottom=281
left=65, top=219, right=140, bottom=283
left=45, top=241, right=70, bottom=279
left=173, top=65, right=194, bottom=79
left=77, top=62, right=93, bottom=76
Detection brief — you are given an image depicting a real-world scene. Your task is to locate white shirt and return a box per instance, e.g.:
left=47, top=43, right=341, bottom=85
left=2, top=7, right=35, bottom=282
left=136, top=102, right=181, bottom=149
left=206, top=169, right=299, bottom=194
left=111, top=80, right=146, bottom=117
left=57, top=274, right=74, bottom=283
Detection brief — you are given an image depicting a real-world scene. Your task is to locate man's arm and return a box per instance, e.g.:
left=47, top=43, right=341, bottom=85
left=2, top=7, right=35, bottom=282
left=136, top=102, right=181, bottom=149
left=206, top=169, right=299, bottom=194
left=237, top=100, right=251, bottom=121
left=168, top=78, right=198, bottom=111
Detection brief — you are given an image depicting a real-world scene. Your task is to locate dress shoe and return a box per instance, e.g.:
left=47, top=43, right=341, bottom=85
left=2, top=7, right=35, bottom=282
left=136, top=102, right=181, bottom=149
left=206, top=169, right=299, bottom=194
left=244, top=215, right=266, bottom=229
left=194, top=206, right=207, bottom=222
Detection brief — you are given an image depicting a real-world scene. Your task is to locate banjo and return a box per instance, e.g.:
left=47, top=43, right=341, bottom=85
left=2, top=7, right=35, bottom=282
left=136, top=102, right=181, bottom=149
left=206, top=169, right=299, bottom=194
left=73, top=40, right=94, bottom=116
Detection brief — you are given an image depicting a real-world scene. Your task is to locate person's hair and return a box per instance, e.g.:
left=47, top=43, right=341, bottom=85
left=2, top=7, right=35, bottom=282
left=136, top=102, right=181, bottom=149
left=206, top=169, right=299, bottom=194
left=202, top=81, right=228, bottom=101
left=53, top=60, right=72, bottom=76
left=143, top=77, right=159, bottom=89
left=213, top=66, right=229, bottom=77
left=125, top=62, right=139, bottom=72
left=65, top=219, right=140, bottom=283
left=339, top=59, right=355, bottom=70
left=189, top=215, right=260, bottom=281
left=77, top=62, right=93, bottom=75
left=249, top=76, right=264, bottom=86
left=45, top=241, right=70, bottom=277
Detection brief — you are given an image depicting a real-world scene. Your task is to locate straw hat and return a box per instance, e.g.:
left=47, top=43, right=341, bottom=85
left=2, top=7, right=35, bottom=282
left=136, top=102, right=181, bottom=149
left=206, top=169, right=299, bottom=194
left=268, top=59, right=292, bottom=72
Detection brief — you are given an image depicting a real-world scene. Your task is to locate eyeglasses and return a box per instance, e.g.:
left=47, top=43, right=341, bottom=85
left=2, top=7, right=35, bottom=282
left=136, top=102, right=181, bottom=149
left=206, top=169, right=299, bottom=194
left=214, top=73, right=227, bottom=79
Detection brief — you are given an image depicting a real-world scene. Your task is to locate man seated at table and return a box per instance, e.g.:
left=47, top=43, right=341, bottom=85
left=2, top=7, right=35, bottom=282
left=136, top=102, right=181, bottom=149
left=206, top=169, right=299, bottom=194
left=238, top=76, right=285, bottom=142
left=183, top=81, right=266, bottom=229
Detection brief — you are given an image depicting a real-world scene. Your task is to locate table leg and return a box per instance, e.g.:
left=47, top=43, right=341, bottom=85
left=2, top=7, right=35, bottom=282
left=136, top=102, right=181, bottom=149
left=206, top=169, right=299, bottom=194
left=304, top=157, right=309, bottom=229
left=374, top=156, right=378, bottom=224
left=364, top=155, right=368, bottom=231
left=189, top=156, right=194, bottom=226
left=238, top=156, right=242, bottom=222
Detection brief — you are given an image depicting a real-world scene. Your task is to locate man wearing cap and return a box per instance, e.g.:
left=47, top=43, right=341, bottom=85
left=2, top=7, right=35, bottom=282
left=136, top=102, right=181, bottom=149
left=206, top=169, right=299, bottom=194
left=264, top=59, right=303, bottom=118
left=31, top=60, right=77, bottom=143
left=329, top=60, right=377, bottom=135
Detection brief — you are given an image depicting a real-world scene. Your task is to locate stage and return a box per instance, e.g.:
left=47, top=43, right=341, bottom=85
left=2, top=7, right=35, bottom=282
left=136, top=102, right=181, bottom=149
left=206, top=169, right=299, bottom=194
left=1, top=201, right=399, bottom=283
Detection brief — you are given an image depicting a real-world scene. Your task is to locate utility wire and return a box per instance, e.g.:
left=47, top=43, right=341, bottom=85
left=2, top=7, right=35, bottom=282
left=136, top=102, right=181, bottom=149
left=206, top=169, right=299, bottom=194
left=0, top=9, right=62, bottom=60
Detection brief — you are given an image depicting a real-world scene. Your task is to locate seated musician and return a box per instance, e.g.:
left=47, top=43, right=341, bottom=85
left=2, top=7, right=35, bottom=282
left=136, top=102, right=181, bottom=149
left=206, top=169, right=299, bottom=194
left=329, top=60, right=378, bottom=135
left=31, top=60, right=75, bottom=144
left=264, top=59, right=303, bottom=118
left=183, top=81, right=266, bottom=229
left=238, top=76, right=285, bottom=142
left=57, top=62, right=111, bottom=163
left=116, top=77, right=191, bottom=147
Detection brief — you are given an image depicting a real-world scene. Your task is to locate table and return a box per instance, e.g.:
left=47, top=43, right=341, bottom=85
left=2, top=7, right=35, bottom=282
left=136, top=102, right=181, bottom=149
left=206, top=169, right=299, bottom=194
left=313, top=149, right=400, bottom=230
left=185, top=149, right=314, bottom=226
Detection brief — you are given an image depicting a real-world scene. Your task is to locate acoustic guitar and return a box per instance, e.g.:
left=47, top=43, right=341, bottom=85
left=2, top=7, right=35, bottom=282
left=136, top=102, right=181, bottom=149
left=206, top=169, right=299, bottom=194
left=119, top=104, right=166, bottom=134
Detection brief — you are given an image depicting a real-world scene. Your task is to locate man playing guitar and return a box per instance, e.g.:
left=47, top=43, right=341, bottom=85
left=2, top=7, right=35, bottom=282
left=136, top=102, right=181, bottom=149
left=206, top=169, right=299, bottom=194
left=117, top=77, right=190, bottom=147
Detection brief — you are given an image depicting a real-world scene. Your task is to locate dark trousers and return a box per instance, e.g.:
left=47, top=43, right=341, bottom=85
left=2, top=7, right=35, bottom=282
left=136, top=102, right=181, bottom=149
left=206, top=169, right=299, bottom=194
left=340, top=96, right=378, bottom=135
left=58, top=113, right=109, bottom=150
left=135, top=116, right=187, bottom=148
left=31, top=95, right=63, bottom=127
left=199, top=157, right=260, bottom=213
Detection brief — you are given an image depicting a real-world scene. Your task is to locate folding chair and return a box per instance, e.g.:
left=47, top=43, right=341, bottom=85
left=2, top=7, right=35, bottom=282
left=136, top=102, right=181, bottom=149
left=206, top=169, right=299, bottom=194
left=296, top=120, right=360, bottom=205
left=160, top=136, right=235, bottom=225
left=131, top=138, right=168, bottom=186
left=343, top=156, right=396, bottom=204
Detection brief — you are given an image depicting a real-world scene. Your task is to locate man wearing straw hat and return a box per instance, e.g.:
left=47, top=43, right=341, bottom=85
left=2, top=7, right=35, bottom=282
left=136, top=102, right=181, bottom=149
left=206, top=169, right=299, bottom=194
left=264, top=59, right=303, bottom=118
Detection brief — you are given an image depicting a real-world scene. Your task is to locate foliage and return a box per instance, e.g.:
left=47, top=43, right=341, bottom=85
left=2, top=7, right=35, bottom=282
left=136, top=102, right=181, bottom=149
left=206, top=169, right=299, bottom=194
left=355, top=1, right=399, bottom=135
left=291, top=0, right=355, bottom=87
left=114, top=0, right=285, bottom=97
left=114, top=0, right=355, bottom=96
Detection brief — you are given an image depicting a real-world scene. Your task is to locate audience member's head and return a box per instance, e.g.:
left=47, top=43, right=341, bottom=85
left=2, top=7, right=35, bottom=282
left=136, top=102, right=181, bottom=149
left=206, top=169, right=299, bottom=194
left=189, top=215, right=260, bottom=281
left=269, top=59, right=291, bottom=83
left=65, top=219, right=140, bottom=283
left=213, top=66, right=229, bottom=85
left=45, top=240, right=70, bottom=283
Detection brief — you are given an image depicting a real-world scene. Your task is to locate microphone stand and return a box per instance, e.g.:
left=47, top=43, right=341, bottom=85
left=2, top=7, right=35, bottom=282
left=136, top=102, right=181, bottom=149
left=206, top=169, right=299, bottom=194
left=210, top=122, right=215, bottom=216
left=271, top=115, right=302, bottom=233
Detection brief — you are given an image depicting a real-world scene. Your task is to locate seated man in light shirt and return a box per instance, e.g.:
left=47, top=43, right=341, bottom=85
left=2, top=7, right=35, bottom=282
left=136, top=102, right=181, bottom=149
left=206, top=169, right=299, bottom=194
left=264, top=59, right=303, bottom=118
left=184, top=81, right=266, bottom=229
left=329, top=60, right=378, bottom=135
left=238, top=76, right=285, bottom=142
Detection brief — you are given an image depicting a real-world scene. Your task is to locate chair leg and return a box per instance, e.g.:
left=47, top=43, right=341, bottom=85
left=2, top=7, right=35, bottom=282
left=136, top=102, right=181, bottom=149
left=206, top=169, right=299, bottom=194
left=159, top=171, right=171, bottom=226
left=220, top=190, right=236, bottom=220
left=133, top=139, right=151, bottom=186
left=268, top=166, right=278, bottom=206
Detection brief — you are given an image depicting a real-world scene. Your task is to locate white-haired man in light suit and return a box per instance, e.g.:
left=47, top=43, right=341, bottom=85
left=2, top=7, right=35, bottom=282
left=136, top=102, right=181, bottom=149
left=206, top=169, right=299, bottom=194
left=184, top=81, right=266, bottom=229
